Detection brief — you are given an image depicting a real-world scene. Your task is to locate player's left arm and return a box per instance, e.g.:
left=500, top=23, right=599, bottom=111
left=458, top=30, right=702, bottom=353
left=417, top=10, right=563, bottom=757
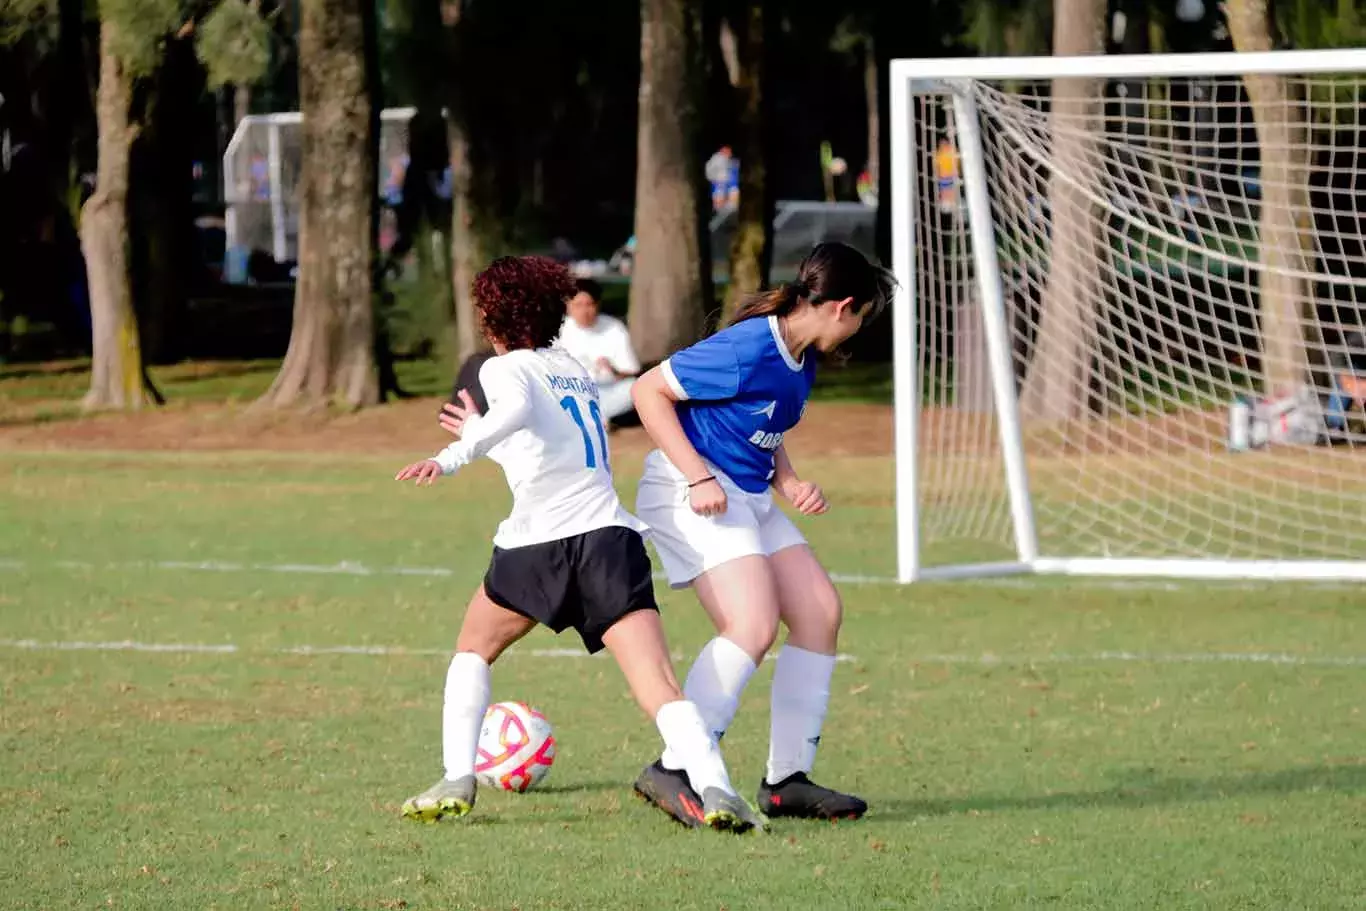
left=597, top=321, right=642, bottom=380
left=611, top=322, right=642, bottom=378
left=772, top=444, right=828, bottom=516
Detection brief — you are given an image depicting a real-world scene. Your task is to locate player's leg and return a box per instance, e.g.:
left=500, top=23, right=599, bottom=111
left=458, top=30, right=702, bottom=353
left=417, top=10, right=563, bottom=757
left=599, top=610, right=761, bottom=833
left=760, top=541, right=867, bottom=820
left=628, top=556, right=781, bottom=828
left=576, top=527, right=762, bottom=833
left=636, top=454, right=779, bottom=758
left=402, top=585, right=536, bottom=823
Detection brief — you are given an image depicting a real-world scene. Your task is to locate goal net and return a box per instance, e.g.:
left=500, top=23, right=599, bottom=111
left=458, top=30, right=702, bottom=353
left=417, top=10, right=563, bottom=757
left=889, top=50, right=1366, bottom=582
left=223, top=107, right=416, bottom=279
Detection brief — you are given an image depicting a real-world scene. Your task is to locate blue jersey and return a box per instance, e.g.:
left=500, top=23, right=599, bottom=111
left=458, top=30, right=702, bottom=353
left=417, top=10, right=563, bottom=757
left=660, top=315, right=817, bottom=493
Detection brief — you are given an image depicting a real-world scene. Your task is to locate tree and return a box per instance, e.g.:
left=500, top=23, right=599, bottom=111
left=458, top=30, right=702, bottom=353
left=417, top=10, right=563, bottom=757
left=1017, top=0, right=1107, bottom=423
left=80, top=16, right=152, bottom=408
left=3, top=0, right=268, bottom=408
left=442, top=0, right=488, bottom=365
left=259, top=0, right=380, bottom=408
left=720, top=0, right=771, bottom=319
left=1225, top=0, right=1316, bottom=397
left=629, top=0, right=710, bottom=364
left=84, top=0, right=265, bottom=408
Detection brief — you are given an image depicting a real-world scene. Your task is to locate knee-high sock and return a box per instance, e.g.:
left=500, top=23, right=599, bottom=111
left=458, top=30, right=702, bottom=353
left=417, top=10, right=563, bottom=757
left=766, top=645, right=835, bottom=784
left=654, top=700, right=736, bottom=796
left=660, top=637, right=756, bottom=772
left=442, top=652, right=491, bottom=781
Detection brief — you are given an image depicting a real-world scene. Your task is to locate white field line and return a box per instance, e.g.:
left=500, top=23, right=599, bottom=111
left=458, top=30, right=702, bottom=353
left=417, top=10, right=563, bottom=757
left=0, top=638, right=857, bottom=663
left=0, top=555, right=890, bottom=586
left=913, top=650, right=1366, bottom=668
left=0, top=638, right=1363, bottom=668
left=2, top=556, right=1359, bottom=591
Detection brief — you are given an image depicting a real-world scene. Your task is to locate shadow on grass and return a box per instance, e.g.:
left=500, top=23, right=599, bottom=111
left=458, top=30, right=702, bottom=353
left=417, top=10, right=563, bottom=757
left=872, top=763, right=1366, bottom=820
left=0, top=362, right=90, bottom=381
left=157, top=361, right=277, bottom=384
left=0, top=404, right=83, bottom=429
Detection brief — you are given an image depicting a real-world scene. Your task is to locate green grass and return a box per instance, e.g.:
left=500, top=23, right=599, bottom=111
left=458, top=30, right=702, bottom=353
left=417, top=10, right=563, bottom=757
left=0, top=357, right=894, bottom=418
left=1, top=450, right=1364, bottom=910
left=0, top=359, right=456, bottom=409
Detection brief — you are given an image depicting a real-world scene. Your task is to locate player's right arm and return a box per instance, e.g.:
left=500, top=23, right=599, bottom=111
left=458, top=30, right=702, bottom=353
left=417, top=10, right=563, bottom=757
left=632, top=335, right=740, bottom=518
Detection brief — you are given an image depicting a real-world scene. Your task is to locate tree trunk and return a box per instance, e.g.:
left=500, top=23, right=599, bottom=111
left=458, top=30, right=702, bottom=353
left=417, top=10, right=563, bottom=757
left=630, top=0, right=711, bottom=362
left=448, top=114, right=487, bottom=364
left=80, top=22, right=158, bottom=411
left=1226, top=0, right=1315, bottom=397
left=1017, top=0, right=1105, bottom=423
left=260, top=0, right=379, bottom=408
left=234, top=85, right=251, bottom=125
left=443, top=0, right=491, bottom=365
left=722, top=0, right=771, bottom=320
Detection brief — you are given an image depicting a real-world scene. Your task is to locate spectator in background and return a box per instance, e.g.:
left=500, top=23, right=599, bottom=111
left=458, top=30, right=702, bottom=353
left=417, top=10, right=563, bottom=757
left=705, top=145, right=739, bottom=212
left=559, top=278, right=640, bottom=428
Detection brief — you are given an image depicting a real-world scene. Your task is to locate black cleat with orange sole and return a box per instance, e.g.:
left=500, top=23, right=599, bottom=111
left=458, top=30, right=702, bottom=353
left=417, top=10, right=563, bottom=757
left=758, top=772, right=867, bottom=821
left=633, top=761, right=707, bottom=829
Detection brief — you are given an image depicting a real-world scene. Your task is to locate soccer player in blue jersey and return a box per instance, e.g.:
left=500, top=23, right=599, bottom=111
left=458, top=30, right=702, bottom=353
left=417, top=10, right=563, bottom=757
left=629, top=242, right=894, bottom=826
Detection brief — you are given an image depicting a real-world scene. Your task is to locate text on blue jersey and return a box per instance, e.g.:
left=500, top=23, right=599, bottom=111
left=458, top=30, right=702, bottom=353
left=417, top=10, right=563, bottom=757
left=663, top=316, right=817, bottom=493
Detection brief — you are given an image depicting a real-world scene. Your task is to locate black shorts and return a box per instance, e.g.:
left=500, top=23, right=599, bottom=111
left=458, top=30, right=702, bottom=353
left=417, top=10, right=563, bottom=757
left=482, top=526, right=658, bottom=654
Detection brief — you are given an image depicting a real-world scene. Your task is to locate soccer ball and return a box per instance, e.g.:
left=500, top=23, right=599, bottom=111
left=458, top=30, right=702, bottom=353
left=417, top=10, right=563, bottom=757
left=475, top=701, right=556, bottom=792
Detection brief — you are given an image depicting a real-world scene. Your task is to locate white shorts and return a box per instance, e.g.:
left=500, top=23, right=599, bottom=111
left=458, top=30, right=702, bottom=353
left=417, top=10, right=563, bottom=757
left=636, top=449, right=807, bottom=588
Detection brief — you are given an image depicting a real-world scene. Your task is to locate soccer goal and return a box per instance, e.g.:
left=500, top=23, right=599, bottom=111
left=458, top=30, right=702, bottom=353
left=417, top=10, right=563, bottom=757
left=889, top=49, right=1366, bottom=583
left=223, top=107, right=416, bottom=275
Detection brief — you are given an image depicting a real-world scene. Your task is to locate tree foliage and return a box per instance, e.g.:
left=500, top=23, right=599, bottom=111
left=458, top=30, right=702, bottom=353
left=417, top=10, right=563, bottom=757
left=0, top=0, right=57, bottom=44
left=196, top=0, right=271, bottom=88
left=96, top=0, right=180, bottom=76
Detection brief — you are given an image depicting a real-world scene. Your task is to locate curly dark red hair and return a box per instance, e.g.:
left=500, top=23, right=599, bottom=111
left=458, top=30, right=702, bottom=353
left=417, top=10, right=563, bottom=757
left=472, top=256, right=575, bottom=351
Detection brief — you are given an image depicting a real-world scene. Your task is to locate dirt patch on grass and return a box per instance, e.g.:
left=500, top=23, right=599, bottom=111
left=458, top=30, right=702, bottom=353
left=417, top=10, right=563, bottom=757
left=0, top=398, right=898, bottom=458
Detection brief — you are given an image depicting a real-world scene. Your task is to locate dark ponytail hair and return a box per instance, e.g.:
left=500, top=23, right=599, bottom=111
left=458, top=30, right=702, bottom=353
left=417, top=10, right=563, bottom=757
left=728, top=242, right=897, bottom=328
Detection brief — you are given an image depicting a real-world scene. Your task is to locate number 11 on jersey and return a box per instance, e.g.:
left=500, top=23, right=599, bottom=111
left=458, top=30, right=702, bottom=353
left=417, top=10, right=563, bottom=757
left=559, top=396, right=610, bottom=471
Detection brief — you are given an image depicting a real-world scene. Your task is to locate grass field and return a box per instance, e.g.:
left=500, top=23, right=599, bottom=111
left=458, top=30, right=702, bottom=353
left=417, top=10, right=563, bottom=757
left=2, top=436, right=1364, bottom=911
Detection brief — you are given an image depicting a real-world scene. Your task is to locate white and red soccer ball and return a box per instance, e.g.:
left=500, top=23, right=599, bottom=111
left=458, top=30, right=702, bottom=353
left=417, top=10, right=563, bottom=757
left=475, top=701, right=556, bottom=792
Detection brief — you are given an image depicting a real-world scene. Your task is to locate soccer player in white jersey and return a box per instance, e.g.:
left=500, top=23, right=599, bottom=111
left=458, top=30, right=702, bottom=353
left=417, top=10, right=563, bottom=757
left=395, top=256, right=760, bottom=833
left=629, top=242, right=893, bottom=825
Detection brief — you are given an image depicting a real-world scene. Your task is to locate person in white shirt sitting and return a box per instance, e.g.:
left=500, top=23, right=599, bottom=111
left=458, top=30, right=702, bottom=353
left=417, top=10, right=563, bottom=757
left=559, top=279, right=641, bottom=428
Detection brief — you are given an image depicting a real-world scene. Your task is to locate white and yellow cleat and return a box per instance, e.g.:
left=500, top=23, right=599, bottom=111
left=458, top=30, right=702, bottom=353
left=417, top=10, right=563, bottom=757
left=701, top=787, right=766, bottom=834
left=401, top=775, right=477, bottom=823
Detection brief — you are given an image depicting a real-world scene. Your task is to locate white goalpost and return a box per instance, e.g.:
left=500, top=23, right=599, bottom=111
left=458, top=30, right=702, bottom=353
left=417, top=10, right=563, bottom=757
left=889, top=49, right=1366, bottom=583
left=222, top=107, right=417, bottom=275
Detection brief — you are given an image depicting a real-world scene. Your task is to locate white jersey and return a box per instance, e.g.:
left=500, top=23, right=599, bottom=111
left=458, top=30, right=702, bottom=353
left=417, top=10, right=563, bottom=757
left=431, top=347, right=646, bottom=549
left=557, top=314, right=641, bottom=384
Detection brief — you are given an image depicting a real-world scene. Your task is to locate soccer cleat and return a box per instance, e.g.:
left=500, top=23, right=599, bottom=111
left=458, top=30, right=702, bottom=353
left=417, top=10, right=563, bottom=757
left=701, top=787, right=765, bottom=834
left=633, top=761, right=706, bottom=829
left=757, top=772, right=867, bottom=821
left=401, top=775, right=477, bottom=823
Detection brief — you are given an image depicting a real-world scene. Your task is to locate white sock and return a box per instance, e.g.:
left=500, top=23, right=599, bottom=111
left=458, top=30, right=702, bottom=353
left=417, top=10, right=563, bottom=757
left=442, top=652, right=491, bottom=781
left=655, top=700, right=735, bottom=796
left=660, top=637, right=757, bottom=771
left=767, top=645, right=835, bottom=784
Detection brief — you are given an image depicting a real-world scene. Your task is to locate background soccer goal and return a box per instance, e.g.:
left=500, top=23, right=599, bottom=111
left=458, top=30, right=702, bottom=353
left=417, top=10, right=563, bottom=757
left=889, top=49, right=1366, bottom=583
left=223, top=107, right=416, bottom=277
